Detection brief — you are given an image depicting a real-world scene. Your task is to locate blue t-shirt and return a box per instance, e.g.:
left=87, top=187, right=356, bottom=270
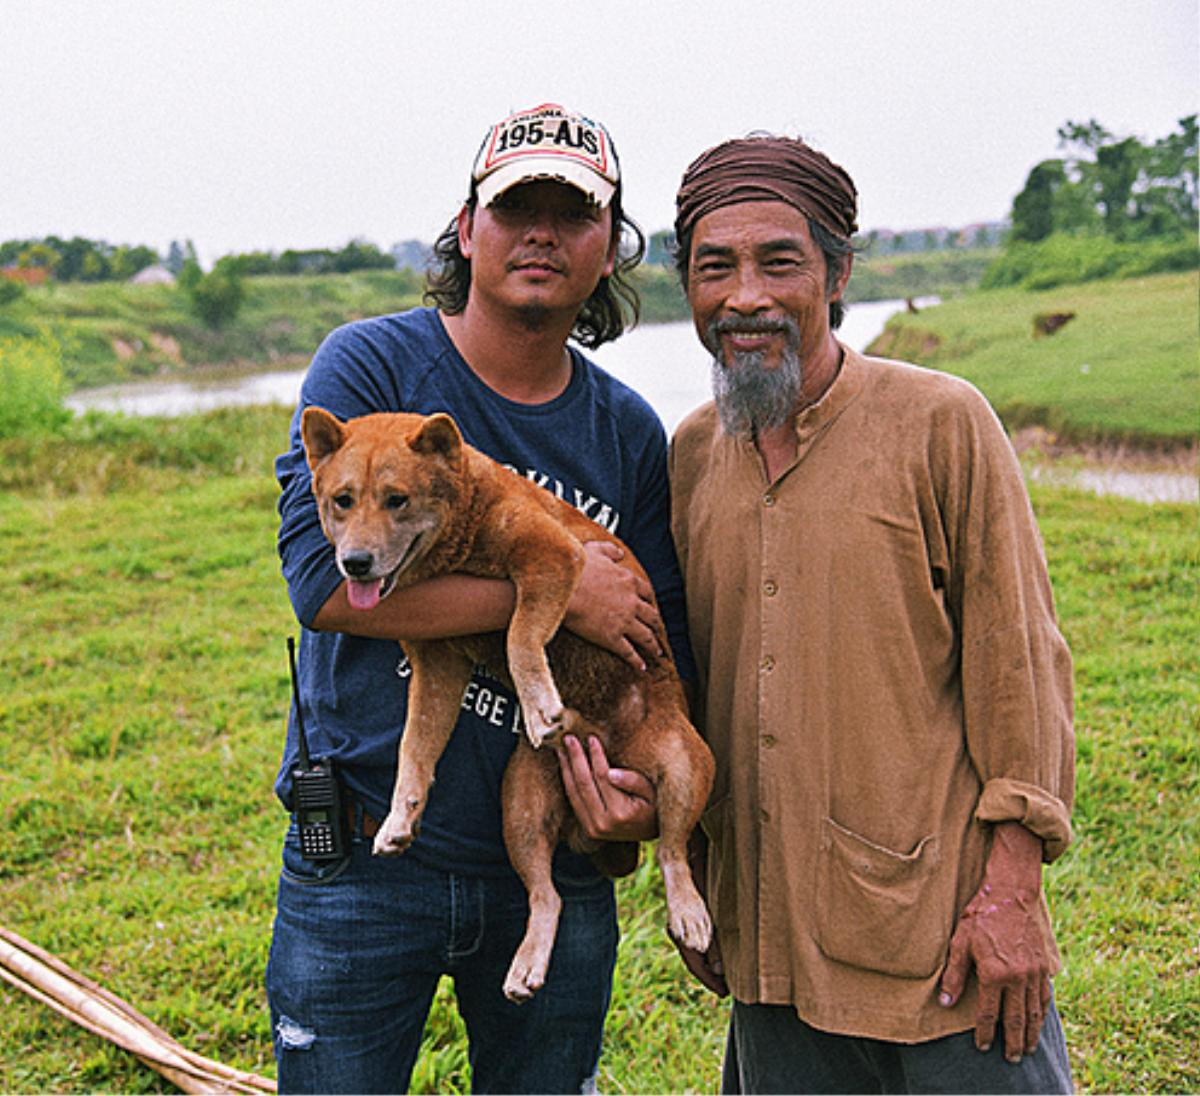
left=274, top=307, right=693, bottom=877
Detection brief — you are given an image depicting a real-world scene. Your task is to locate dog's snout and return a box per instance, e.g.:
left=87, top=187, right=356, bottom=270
left=341, top=550, right=375, bottom=578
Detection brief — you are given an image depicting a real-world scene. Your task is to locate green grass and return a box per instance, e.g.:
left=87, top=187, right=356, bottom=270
left=867, top=271, right=1200, bottom=446
left=0, top=411, right=1197, bottom=1092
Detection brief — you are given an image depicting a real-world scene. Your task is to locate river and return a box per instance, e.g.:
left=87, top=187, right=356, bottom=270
left=65, top=298, right=1196, bottom=504
left=63, top=299, right=914, bottom=427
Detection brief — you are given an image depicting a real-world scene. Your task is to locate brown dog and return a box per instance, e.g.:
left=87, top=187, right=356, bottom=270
left=301, top=407, right=714, bottom=1002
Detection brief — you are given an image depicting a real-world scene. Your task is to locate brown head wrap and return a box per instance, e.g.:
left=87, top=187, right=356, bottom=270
left=674, top=135, right=858, bottom=246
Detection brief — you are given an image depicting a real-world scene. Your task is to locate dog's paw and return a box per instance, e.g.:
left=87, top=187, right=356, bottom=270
left=523, top=709, right=560, bottom=749
left=668, top=897, right=713, bottom=954
left=372, top=812, right=417, bottom=857
left=524, top=705, right=581, bottom=750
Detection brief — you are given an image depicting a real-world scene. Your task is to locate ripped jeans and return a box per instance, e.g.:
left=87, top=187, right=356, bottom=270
left=265, top=822, right=617, bottom=1094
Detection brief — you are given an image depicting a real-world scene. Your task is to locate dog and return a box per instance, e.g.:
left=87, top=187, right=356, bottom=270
left=301, top=407, right=715, bottom=1002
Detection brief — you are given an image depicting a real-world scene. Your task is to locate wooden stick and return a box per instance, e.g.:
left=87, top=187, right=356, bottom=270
left=0, top=927, right=275, bottom=1094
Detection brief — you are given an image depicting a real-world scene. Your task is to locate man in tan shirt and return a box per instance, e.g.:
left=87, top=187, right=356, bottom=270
left=665, top=135, right=1076, bottom=1093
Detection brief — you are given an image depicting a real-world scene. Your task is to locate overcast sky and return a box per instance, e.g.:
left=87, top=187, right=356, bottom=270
left=4, top=0, right=1196, bottom=266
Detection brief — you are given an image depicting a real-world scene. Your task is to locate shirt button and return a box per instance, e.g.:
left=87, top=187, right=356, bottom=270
left=763, top=579, right=778, bottom=597
left=763, top=493, right=776, bottom=507
left=760, top=808, right=771, bottom=823
left=761, top=734, right=776, bottom=748
left=760, top=655, right=775, bottom=672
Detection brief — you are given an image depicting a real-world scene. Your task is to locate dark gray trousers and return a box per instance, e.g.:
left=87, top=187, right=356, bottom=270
left=722, top=997, right=1073, bottom=1095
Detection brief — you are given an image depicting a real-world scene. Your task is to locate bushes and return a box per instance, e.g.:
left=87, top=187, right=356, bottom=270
left=0, top=336, right=72, bottom=439
left=981, top=233, right=1200, bottom=291
left=0, top=279, right=26, bottom=306
left=186, top=264, right=246, bottom=328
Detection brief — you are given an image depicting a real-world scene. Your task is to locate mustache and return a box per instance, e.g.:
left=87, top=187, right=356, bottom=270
left=509, top=251, right=564, bottom=273
left=706, top=314, right=802, bottom=352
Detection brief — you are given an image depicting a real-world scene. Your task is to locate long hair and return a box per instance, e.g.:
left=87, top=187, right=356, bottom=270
left=424, top=186, right=646, bottom=349
left=672, top=215, right=855, bottom=330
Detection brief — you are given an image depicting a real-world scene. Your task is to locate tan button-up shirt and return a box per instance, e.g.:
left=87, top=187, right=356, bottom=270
left=669, top=347, right=1074, bottom=1042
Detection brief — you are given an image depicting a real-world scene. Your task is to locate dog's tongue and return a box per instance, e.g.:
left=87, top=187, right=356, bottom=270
left=346, top=578, right=383, bottom=612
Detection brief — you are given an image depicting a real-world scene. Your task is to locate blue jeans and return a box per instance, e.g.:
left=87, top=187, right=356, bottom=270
left=722, top=997, right=1073, bottom=1095
left=265, top=821, right=617, bottom=1094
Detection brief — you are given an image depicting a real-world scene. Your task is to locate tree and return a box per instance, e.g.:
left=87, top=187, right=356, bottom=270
left=110, top=245, right=160, bottom=280
left=1094, top=137, right=1141, bottom=239
left=177, top=258, right=203, bottom=292
left=1011, top=160, right=1067, bottom=242
left=166, top=240, right=199, bottom=276
left=1133, top=115, right=1199, bottom=238
left=186, top=263, right=244, bottom=328
left=331, top=238, right=393, bottom=273
left=1008, top=116, right=1200, bottom=243
left=16, top=242, right=61, bottom=275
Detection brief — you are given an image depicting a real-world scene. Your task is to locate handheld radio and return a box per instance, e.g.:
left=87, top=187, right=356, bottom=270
left=287, top=636, right=348, bottom=861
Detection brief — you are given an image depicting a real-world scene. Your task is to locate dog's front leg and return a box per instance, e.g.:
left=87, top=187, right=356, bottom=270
left=373, top=641, right=473, bottom=857
left=507, top=530, right=584, bottom=750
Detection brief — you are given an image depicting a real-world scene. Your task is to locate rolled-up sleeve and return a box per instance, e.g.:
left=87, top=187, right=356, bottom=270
left=945, top=392, right=1076, bottom=862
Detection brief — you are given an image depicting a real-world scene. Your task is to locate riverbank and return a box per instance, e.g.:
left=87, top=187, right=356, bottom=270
left=868, top=271, right=1199, bottom=448
left=58, top=300, right=1197, bottom=504
left=1, top=250, right=1005, bottom=392
left=1010, top=427, right=1197, bottom=504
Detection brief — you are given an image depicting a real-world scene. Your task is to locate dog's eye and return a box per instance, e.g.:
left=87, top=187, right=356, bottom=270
left=333, top=492, right=354, bottom=510
left=385, top=494, right=409, bottom=512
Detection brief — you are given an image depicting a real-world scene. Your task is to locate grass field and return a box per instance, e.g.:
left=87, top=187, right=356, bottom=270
left=867, top=271, right=1200, bottom=447
left=0, top=405, right=1196, bottom=1092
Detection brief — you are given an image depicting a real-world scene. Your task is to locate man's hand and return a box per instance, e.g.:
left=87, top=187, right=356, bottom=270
left=557, top=733, right=657, bottom=843
left=677, top=932, right=729, bottom=997
left=563, top=541, right=663, bottom=671
left=939, top=823, right=1051, bottom=1062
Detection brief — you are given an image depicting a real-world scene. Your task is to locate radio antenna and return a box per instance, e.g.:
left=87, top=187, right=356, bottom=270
left=287, top=636, right=313, bottom=769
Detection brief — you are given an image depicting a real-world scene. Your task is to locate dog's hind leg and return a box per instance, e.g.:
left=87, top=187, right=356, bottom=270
left=373, top=641, right=473, bottom=857
left=621, top=709, right=716, bottom=953
left=500, top=744, right=567, bottom=1002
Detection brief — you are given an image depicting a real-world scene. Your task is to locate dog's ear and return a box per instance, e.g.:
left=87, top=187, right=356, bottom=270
left=410, top=413, right=463, bottom=466
left=301, top=406, right=346, bottom=470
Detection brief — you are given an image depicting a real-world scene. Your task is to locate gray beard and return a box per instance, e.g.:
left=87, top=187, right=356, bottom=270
left=708, top=317, right=804, bottom=440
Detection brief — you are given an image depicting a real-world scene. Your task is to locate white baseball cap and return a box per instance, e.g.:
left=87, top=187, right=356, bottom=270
left=472, top=103, right=620, bottom=209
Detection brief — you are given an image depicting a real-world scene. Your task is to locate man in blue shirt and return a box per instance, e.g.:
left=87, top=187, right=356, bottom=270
left=267, top=103, right=685, bottom=1093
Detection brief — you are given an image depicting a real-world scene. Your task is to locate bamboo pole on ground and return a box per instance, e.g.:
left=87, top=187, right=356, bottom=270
left=0, top=926, right=275, bottom=1094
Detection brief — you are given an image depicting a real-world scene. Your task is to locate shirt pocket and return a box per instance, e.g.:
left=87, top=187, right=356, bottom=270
left=814, top=817, right=955, bottom=979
